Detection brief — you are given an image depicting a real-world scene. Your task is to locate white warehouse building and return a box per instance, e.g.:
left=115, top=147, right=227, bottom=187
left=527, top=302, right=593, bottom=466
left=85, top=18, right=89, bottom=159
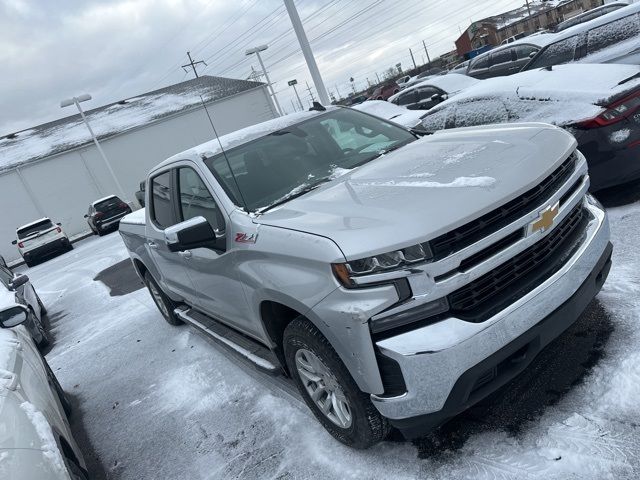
left=0, top=75, right=277, bottom=263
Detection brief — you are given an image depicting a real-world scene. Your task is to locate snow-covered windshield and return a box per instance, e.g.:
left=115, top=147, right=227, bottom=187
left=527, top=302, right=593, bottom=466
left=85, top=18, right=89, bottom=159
left=204, top=108, right=415, bottom=212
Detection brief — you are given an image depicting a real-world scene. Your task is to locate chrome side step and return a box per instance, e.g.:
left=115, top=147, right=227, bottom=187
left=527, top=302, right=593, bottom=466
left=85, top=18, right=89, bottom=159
left=174, top=307, right=280, bottom=375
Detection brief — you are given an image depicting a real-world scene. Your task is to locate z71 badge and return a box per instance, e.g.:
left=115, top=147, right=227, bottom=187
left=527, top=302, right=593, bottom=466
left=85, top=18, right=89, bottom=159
left=235, top=232, right=258, bottom=244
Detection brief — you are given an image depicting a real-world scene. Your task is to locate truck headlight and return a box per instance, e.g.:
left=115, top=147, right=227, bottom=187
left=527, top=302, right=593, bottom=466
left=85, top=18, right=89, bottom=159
left=332, top=242, right=433, bottom=288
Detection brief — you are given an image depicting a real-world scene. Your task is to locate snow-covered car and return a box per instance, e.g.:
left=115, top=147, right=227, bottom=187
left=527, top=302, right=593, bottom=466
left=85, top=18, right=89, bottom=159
left=0, top=296, right=87, bottom=479
left=12, top=218, right=73, bottom=267
left=523, top=2, right=640, bottom=71
left=351, top=100, right=425, bottom=129
left=0, top=262, right=49, bottom=348
left=420, top=63, right=640, bottom=191
left=388, top=74, right=480, bottom=111
left=120, top=106, right=611, bottom=448
left=450, top=60, right=470, bottom=74
left=466, top=38, right=553, bottom=79
left=552, top=1, right=629, bottom=32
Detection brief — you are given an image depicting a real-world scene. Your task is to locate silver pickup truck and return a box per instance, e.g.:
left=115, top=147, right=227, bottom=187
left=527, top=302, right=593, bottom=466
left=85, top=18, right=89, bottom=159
left=119, top=106, right=612, bottom=449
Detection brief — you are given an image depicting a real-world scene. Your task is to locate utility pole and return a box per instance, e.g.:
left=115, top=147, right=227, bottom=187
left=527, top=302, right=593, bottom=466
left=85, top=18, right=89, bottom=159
left=525, top=0, right=531, bottom=19
left=288, top=79, right=304, bottom=110
left=246, top=45, right=282, bottom=116
left=305, top=81, right=316, bottom=103
left=375, top=72, right=381, bottom=84
left=283, top=0, right=330, bottom=105
left=291, top=99, right=298, bottom=112
left=182, top=51, right=207, bottom=78
left=422, top=40, right=431, bottom=66
left=409, top=48, right=417, bottom=70
left=334, top=83, right=342, bottom=100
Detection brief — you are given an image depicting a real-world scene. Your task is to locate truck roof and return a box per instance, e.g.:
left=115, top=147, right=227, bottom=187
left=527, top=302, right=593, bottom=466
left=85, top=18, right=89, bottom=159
left=152, top=107, right=339, bottom=173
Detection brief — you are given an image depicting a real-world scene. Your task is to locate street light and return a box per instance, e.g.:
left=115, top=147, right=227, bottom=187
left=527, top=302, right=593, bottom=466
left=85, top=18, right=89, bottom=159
left=245, top=45, right=282, bottom=116
left=288, top=79, right=303, bottom=111
left=61, top=94, right=130, bottom=204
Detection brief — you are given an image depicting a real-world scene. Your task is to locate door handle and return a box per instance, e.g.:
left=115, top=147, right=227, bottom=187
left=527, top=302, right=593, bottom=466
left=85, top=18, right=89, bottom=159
left=147, top=241, right=158, bottom=249
left=178, top=250, right=192, bottom=259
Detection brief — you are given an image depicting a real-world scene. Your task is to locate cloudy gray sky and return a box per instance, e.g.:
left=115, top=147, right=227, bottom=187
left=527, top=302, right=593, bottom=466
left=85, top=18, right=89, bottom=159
left=1, top=0, right=525, bottom=135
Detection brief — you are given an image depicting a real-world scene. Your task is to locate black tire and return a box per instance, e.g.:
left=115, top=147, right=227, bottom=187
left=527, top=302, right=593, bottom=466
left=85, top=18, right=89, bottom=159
left=283, top=317, right=390, bottom=449
left=35, top=321, right=50, bottom=350
left=64, top=456, right=88, bottom=480
left=143, top=272, right=183, bottom=326
left=37, top=294, right=48, bottom=316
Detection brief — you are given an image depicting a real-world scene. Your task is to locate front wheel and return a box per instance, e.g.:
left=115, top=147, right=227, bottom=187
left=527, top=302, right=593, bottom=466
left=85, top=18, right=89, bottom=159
left=283, top=317, right=390, bottom=449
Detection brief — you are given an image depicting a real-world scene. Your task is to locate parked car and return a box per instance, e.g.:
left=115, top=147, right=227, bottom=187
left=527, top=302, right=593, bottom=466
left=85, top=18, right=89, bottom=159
left=466, top=39, right=551, bottom=79
left=12, top=218, right=72, bottom=267
left=368, top=82, right=401, bottom=100
left=120, top=106, right=611, bottom=449
left=0, top=255, right=6, bottom=269
left=523, top=3, right=640, bottom=71
left=420, top=63, right=640, bottom=191
left=500, top=32, right=527, bottom=45
left=0, top=263, right=49, bottom=348
left=400, top=68, right=447, bottom=90
left=135, top=181, right=146, bottom=207
left=450, top=60, right=470, bottom=74
left=552, top=1, right=629, bottom=32
left=352, top=100, right=426, bottom=129
left=388, top=74, right=480, bottom=110
left=0, top=295, right=88, bottom=479
left=395, top=75, right=411, bottom=87
left=85, top=195, right=132, bottom=236
left=344, top=94, right=368, bottom=106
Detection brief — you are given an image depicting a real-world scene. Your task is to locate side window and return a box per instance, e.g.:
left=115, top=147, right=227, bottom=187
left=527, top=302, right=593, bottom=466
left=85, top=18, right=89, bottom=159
left=470, top=55, right=489, bottom=71
left=150, top=171, right=174, bottom=229
left=414, top=87, right=440, bottom=102
left=396, top=90, right=418, bottom=106
left=587, top=14, right=640, bottom=55
left=526, top=35, right=579, bottom=69
left=514, top=45, right=538, bottom=59
left=177, top=168, right=222, bottom=231
left=490, top=48, right=513, bottom=66
left=0, top=265, right=13, bottom=288
left=453, top=99, right=510, bottom=128
left=420, top=108, right=451, bottom=132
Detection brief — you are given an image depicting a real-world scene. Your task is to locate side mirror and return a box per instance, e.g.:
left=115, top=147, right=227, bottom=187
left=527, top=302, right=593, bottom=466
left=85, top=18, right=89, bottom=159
left=11, top=240, right=17, bottom=245
left=0, top=305, right=28, bottom=328
left=9, top=274, right=29, bottom=290
left=529, top=51, right=537, bottom=58
left=430, top=93, right=446, bottom=103
left=164, top=216, right=225, bottom=252
left=56, top=223, right=62, bottom=226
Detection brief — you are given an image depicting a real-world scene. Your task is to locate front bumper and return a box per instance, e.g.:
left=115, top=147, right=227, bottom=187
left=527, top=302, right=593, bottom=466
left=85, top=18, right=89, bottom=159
left=370, top=201, right=610, bottom=435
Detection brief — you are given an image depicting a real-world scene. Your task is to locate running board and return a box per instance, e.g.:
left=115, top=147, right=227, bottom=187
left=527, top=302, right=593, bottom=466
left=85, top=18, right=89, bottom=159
left=174, top=307, right=280, bottom=375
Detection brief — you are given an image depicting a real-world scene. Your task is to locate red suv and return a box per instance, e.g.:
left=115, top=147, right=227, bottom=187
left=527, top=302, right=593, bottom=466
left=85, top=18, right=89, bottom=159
left=368, top=82, right=400, bottom=100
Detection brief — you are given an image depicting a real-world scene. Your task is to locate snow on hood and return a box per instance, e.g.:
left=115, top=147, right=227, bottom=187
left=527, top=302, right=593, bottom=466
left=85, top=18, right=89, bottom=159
left=256, top=123, right=576, bottom=259
left=423, top=64, right=640, bottom=128
left=352, top=101, right=424, bottom=128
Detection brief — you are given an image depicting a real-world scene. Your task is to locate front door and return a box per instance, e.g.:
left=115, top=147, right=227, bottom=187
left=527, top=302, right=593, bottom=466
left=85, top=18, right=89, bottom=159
left=173, top=167, right=256, bottom=338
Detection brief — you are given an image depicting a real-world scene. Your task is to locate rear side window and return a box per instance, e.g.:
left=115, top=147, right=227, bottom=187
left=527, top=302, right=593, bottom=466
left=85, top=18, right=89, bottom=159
left=420, top=108, right=451, bottom=132
left=17, top=220, right=54, bottom=239
left=453, top=99, right=510, bottom=128
left=526, top=35, right=579, bottom=69
left=395, top=90, right=418, bottom=106
left=150, top=171, right=174, bottom=229
left=177, top=168, right=223, bottom=231
left=587, top=14, right=640, bottom=55
left=414, top=86, right=440, bottom=102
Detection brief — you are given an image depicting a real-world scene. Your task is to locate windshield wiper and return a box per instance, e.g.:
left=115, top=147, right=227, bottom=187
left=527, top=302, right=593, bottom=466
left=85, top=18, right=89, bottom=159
left=256, top=179, right=330, bottom=214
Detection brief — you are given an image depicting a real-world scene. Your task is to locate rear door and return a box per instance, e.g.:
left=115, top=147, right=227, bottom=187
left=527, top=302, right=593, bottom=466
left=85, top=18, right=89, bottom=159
left=146, top=169, right=195, bottom=300
left=467, top=55, right=490, bottom=79
left=488, top=47, right=516, bottom=77
left=513, top=44, right=539, bottom=72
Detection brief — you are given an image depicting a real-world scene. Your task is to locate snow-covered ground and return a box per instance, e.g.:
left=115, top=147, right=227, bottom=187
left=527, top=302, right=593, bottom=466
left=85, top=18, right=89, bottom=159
left=19, top=194, right=640, bottom=479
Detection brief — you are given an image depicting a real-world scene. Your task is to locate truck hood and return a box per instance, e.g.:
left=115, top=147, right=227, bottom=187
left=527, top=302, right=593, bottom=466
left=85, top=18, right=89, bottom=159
left=255, top=123, right=576, bottom=260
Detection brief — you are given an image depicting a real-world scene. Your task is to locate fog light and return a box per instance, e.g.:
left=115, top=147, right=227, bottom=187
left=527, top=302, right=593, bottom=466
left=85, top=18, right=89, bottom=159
left=371, top=297, right=449, bottom=334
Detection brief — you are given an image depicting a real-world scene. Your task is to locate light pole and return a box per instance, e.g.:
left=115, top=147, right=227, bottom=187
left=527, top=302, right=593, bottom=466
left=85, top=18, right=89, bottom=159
left=245, top=45, right=282, bottom=116
left=288, top=79, right=304, bottom=110
left=283, top=0, right=330, bottom=105
left=60, top=94, right=130, bottom=204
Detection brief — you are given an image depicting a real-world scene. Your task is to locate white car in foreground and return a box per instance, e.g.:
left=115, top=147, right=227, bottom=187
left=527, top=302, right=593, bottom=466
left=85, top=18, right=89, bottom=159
left=352, top=100, right=426, bottom=129
left=0, top=293, right=87, bottom=479
left=12, top=218, right=73, bottom=267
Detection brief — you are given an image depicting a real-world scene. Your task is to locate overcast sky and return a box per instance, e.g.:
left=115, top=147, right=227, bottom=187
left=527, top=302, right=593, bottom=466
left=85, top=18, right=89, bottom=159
left=1, top=0, right=526, bottom=135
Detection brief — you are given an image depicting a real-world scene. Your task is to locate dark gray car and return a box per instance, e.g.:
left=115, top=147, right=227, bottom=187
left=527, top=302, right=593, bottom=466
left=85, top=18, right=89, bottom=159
left=467, top=43, right=541, bottom=79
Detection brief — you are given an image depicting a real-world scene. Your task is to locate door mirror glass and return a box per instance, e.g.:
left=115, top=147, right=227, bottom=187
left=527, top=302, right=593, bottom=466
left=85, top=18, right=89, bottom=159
left=9, top=274, right=29, bottom=290
left=164, top=216, right=225, bottom=252
left=0, top=306, right=28, bottom=328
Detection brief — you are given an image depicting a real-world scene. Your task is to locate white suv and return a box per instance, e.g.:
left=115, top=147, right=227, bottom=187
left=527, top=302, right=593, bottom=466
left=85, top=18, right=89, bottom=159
left=12, top=218, right=73, bottom=267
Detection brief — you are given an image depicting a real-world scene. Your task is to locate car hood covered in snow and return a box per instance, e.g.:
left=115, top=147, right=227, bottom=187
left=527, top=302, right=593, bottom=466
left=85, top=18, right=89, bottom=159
left=352, top=101, right=425, bottom=128
left=256, top=123, right=576, bottom=260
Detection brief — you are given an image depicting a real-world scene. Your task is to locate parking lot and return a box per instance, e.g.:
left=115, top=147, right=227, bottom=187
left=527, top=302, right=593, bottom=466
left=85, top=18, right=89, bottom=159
left=16, top=183, right=639, bottom=480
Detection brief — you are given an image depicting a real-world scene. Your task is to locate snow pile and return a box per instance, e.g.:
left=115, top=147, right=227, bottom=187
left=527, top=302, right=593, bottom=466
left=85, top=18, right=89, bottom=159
left=353, top=175, right=496, bottom=189
left=19, top=402, right=67, bottom=474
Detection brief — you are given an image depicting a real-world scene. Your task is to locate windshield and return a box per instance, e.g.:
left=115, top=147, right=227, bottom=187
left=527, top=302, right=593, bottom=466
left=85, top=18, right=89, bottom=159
left=17, top=219, right=54, bottom=239
left=204, top=108, right=416, bottom=212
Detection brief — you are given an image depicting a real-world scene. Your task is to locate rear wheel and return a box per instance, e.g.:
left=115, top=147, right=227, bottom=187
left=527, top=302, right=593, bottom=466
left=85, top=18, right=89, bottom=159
left=143, top=272, right=183, bottom=326
left=283, top=317, right=390, bottom=449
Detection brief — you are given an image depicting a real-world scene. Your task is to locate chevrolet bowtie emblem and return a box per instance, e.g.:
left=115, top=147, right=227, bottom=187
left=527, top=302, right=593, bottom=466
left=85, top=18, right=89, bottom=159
left=529, top=202, right=559, bottom=235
